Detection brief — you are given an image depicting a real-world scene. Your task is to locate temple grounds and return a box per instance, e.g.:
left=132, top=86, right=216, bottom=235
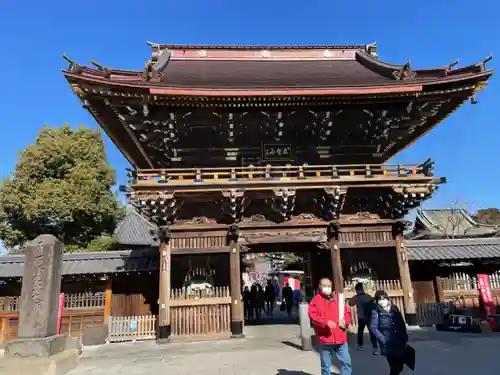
left=63, top=326, right=500, bottom=375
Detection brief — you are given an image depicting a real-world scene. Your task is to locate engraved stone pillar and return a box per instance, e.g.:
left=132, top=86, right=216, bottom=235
left=18, top=234, right=63, bottom=338
left=2, top=235, right=79, bottom=375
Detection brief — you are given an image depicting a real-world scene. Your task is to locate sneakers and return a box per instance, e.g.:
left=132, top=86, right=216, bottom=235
left=372, top=349, right=379, bottom=355
left=356, top=345, right=363, bottom=351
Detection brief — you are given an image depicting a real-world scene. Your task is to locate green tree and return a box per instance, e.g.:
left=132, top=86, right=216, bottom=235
left=0, top=125, right=124, bottom=251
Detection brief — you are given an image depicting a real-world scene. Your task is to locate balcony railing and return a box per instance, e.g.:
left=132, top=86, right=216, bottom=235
left=131, top=160, right=435, bottom=187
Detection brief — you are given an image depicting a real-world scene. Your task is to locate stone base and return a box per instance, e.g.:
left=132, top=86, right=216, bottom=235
left=0, top=349, right=79, bottom=375
left=5, top=335, right=67, bottom=358
left=82, top=325, right=107, bottom=346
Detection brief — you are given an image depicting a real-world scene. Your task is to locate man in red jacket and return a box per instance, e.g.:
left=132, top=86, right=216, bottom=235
left=309, top=278, right=352, bottom=375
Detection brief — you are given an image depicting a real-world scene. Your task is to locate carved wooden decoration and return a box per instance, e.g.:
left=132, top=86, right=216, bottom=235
left=266, top=188, right=296, bottom=222
left=221, top=189, right=247, bottom=223
left=315, top=187, right=347, bottom=221
left=129, top=191, right=182, bottom=226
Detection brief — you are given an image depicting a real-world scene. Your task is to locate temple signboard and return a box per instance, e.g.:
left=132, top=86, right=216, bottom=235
left=262, top=144, right=293, bottom=162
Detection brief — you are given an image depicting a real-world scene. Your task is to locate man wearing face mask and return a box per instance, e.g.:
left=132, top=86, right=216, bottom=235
left=370, top=290, right=408, bottom=375
left=308, top=278, right=352, bottom=375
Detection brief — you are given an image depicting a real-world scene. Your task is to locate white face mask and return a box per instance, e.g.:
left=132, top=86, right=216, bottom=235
left=377, top=299, right=390, bottom=309
left=321, top=286, right=332, bottom=295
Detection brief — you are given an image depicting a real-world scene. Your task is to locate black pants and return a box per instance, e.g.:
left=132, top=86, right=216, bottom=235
left=357, top=318, right=378, bottom=348
left=387, top=356, right=404, bottom=375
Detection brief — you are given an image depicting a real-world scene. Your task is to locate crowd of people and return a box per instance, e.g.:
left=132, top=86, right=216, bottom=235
left=243, top=279, right=295, bottom=322
left=309, top=280, right=413, bottom=375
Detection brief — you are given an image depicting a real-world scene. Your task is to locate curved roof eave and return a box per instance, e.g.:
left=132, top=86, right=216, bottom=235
left=62, top=67, right=492, bottom=98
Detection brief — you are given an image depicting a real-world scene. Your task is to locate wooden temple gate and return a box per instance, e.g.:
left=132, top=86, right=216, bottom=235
left=61, top=42, right=492, bottom=341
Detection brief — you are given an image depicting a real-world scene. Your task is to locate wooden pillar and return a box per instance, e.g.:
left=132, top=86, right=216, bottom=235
left=434, top=277, right=445, bottom=303
left=393, top=221, right=417, bottom=325
left=327, top=222, right=344, bottom=294
left=158, top=227, right=172, bottom=340
left=103, top=279, right=112, bottom=327
left=228, top=224, right=244, bottom=337
left=0, top=317, right=8, bottom=348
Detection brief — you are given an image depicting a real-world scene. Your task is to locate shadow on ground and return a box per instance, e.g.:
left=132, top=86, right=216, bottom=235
left=276, top=369, right=314, bottom=375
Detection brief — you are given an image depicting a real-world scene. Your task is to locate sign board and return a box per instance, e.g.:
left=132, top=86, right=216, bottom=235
left=241, top=156, right=262, bottom=167
left=262, top=144, right=293, bottom=161
left=130, top=318, right=138, bottom=331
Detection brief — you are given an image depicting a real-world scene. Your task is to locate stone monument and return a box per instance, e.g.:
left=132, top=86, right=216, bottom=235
left=0, top=234, right=79, bottom=375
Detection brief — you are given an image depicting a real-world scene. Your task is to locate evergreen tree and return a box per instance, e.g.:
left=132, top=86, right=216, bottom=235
left=0, top=125, right=124, bottom=251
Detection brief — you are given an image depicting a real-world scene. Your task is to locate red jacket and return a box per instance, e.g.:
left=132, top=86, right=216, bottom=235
left=308, top=293, right=352, bottom=344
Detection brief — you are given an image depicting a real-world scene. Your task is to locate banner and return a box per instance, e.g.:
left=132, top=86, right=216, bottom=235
left=477, top=274, right=495, bottom=318
left=56, top=293, right=64, bottom=334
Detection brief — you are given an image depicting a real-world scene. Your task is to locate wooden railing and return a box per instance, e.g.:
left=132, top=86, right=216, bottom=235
left=133, top=162, right=432, bottom=186
left=343, top=279, right=403, bottom=298
left=0, top=297, right=19, bottom=312
left=108, top=315, right=156, bottom=343
left=0, top=293, right=105, bottom=312
left=344, top=279, right=404, bottom=328
left=170, top=286, right=231, bottom=340
left=64, top=292, right=105, bottom=309
left=440, top=272, right=500, bottom=291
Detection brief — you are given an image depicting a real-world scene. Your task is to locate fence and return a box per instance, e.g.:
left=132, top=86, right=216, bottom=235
left=170, top=286, right=232, bottom=341
left=344, top=279, right=404, bottom=328
left=0, top=293, right=105, bottom=313
left=416, top=302, right=450, bottom=326
left=107, top=315, right=156, bottom=343
left=440, top=272, right=500, bottom=310
left=0, top=292, right=106, bottom=347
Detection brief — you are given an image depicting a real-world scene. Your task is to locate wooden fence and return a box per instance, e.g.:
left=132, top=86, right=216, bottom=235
left=0, top=292, right=106, bottom=347
left=107, top=315, right=156, bottom=342
left=416, top=303, right=450, bottom=326
left=170, top=286, right=231, bottom=341
left=440, top=272, right=500, bottom=310
left=344, top=279, right=404, bottom=328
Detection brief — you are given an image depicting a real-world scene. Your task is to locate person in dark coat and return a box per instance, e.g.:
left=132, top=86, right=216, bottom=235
left=370, top=290, right=408, bottom=375
left=265, top=279, right=276, bottom=316
left=348, top=283, right=378, bottom=354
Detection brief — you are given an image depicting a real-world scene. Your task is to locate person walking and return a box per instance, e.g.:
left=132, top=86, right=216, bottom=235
left=348, top=283, right=378, bottom=354
left=282, top=282, right=294, bottom=317
left=265, top=279, right=276, bottom=316
left=370, top=290, right=408, bottom=375
left=309, top=278, right=352, bottom=375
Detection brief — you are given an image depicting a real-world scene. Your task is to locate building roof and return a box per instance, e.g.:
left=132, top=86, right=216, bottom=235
left=0, top=249, right=158, bottom=278
left=63, top=43, right=492, bottom=94
left=407, top=208, right=499, bottom=240
left=406, top=238, right=500, bottom=261
left=115, top=209, right=158, bottom=246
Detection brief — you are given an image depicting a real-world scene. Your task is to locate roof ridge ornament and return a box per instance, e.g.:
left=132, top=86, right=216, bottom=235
left=478, top=55, right=493, bottom=71
left=366, top=42, right=377, bottom=57
left=393, top=60, right=416, bottom=80
left=90, top=59, right=111, bottom=78
left=447, top=59, right=459, bottom=70
left=61, top=53, right=83, bottom=74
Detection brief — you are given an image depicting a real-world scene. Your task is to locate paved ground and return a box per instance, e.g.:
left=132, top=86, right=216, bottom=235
left=66, top=325, right=500, bottom=375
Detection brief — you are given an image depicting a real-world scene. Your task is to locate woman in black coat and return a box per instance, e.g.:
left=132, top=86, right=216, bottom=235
left=370, top=290, right=408, bottom=375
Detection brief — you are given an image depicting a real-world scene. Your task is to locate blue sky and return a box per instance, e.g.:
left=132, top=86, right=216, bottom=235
left=0, top=0, right=498, bottom=212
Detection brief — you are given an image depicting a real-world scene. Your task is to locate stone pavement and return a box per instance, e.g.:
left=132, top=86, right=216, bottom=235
left=67, top=325, right=500, bottom=375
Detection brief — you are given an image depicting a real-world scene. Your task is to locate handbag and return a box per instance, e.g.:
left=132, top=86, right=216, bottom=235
left=403, top=344, right=415, bottom=371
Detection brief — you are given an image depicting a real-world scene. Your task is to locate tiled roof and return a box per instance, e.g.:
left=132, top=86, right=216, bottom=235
left=408, top=209, right=499, bottom=239
left=115, top=210, right=158, bottom=246
left=407, top=238, right=500, bottom=260
left=0, top=249, right=158, bottom=278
